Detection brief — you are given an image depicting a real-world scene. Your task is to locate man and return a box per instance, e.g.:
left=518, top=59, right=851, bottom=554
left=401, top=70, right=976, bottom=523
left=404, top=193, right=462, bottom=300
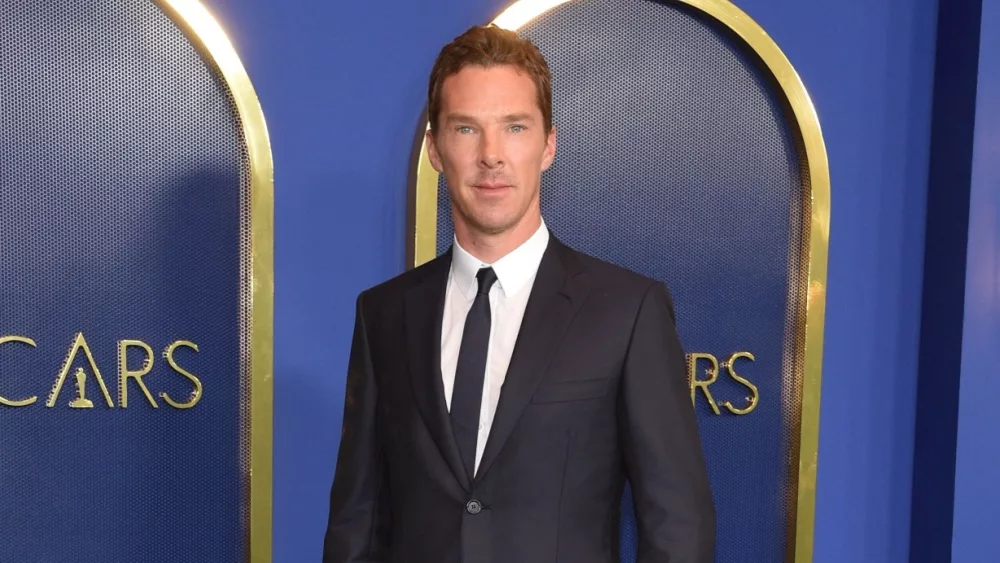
left=323, top=24, right=715, bottom=563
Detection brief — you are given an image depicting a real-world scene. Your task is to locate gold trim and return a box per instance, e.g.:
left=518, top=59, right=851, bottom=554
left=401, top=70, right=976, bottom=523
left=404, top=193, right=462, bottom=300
left=492, top=0, right=573, bottom=29
left=413, top=122, right=440, bottom=266
left=408, top=1, right=829, bottom=561
left=155, top=2, right=274, bottom=562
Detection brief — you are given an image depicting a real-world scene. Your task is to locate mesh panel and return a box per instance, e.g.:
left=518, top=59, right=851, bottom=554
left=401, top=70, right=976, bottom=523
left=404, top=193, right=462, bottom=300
left=434, top=0, right=808, bottom=561
left=0, top=1, right=252, bottom=562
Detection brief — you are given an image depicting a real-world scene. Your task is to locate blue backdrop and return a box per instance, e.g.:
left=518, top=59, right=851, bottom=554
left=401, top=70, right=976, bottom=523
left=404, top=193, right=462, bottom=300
left=195, top=0, right=995, bottom=561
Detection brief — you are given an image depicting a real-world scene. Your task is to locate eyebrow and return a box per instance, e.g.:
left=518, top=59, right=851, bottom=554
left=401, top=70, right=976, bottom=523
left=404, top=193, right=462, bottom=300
left=443, top=113, right=537, bottom=125
left=501, top=113, right=535, bottom=123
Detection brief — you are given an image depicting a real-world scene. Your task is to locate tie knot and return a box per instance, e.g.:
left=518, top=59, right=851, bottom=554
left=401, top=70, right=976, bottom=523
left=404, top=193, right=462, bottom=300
left=476, top=267, right=498, bottom=296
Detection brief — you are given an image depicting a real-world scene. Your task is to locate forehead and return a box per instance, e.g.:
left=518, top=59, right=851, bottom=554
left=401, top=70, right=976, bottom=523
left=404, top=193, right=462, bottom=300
left=439, top=64, right=541, bottom=115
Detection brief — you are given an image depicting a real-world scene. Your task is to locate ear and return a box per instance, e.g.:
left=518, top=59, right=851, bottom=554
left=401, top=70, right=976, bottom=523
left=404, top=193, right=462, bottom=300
left=540, top=124, right=557, bottom=171
left=425, top=127, right=444, bottom=173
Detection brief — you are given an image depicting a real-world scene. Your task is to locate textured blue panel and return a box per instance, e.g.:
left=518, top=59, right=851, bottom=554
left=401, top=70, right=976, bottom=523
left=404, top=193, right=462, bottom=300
left=0, top=1, right=248, bottom=562
left=435, top=1, right=806, bottom=561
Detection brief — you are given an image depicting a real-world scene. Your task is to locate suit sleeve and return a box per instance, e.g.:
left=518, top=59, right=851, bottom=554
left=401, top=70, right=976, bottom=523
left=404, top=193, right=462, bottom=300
left=619, top=282, right=716, bottom=563
left=323, top=292, right=392, bottom=563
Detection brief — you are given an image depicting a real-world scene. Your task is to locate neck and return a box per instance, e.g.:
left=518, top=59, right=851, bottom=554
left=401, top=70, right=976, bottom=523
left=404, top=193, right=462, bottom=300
left=454, top=213, right=542, bottom=264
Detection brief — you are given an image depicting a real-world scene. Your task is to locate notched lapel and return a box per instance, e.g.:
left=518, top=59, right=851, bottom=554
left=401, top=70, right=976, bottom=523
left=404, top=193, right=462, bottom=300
left=404, top=252, right=471, bottom=492
left=475, top=239, right=590, bottom=483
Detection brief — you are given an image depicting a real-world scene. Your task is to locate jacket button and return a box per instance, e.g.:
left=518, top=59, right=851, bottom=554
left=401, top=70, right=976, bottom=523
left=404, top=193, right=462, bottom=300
left=466, top=500, right=482, bottom=514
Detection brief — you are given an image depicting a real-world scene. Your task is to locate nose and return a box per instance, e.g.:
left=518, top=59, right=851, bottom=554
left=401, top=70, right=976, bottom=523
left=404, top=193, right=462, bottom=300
left=478, top=128, right=503, bottom=169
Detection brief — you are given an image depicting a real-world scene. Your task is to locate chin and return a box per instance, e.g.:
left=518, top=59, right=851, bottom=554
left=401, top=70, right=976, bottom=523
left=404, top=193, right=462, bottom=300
left=465, top=212, right=516, bottom=236
left=471, top=221, right=512, bottom=236
left=455, top=199, right=533, bottom=236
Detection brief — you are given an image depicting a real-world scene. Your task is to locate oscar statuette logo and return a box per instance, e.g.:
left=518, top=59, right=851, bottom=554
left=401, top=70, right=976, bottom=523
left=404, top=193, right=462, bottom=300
left=0, top=332, right=203, bottom=410
left=69, top=367, right=95, bottom=409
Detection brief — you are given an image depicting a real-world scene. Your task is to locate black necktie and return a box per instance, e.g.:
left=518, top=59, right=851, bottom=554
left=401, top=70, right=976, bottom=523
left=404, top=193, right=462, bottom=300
left=451, top=266, right=498, bottom=479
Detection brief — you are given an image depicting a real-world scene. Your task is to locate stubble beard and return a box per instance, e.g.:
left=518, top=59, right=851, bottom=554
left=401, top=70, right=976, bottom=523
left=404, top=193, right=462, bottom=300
left=451, top=186, right=536, bottom=239
left=457, top=200, right=520, bottom=237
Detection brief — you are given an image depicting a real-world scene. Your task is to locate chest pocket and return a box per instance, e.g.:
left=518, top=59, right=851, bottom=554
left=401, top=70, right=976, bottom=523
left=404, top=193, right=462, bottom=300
left=530, top=376, right=610, bottom=404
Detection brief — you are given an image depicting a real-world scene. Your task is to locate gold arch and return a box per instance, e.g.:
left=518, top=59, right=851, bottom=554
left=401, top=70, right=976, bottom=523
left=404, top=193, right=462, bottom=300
left=156, top=1, right=275, bottom=562
left=408, top=1, right=830, bottom=562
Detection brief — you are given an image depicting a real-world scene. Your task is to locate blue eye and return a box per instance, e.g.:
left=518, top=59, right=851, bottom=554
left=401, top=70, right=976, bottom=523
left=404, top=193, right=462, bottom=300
left=457, top=126, right=473, bottom=134
left=509, top=124, right=525, bottom=133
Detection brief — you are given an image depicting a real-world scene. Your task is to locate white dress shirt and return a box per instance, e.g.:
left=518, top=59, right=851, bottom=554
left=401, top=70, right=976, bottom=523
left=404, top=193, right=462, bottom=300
left=441, top=219, right=550, bottom=475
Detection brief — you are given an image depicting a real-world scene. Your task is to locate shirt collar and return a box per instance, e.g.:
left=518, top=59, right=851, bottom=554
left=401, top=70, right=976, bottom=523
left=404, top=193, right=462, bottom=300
left=451, top=218, right=550, bottom=299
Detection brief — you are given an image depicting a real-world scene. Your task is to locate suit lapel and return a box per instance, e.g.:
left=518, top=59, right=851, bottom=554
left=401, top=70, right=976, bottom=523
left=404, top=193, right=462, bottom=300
left=404, top=250, right=472, bottom=492
left=475, top=236, right=589, bottom=483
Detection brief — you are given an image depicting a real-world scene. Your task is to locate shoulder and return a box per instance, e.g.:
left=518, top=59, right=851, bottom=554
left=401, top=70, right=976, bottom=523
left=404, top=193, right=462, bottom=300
left=353, top=250, right=451, bottom=311
left=554, top=237, right=677, bottom=321
left=555, top=237, right=661, bottom=293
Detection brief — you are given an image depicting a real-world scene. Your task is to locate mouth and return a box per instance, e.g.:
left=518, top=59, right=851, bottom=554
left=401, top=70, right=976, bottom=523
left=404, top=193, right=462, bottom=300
left=472, top=182, right=513, bottom=191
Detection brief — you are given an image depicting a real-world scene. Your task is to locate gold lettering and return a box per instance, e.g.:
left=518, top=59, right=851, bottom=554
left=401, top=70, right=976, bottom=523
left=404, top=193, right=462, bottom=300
left=720, top=351, right=760, bottom=415
left=160, top=340, right=202, bottom=409
left=686, top=352, right=720, bottom=415
left=47, top=333, right=114, bottom=408
left=119, top=340, right=158, bottom=408
left=0, top=335, right=39, bottom=407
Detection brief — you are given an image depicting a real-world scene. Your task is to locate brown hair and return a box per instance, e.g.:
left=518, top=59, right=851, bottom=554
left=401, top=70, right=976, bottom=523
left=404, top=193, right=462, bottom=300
left=427, top=24, right=552, bottom=133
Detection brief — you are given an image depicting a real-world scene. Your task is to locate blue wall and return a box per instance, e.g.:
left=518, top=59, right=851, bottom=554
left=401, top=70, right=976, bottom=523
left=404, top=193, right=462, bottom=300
left=909, top=0, right=982, bottom=560
left=198, top=0, right=946, bottom=561
left=951, top=0, right=1000, bottom=558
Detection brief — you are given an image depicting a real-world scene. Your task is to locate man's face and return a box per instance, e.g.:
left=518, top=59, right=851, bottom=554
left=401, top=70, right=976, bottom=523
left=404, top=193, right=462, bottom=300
left=427, top=64, right=556, bottom=238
